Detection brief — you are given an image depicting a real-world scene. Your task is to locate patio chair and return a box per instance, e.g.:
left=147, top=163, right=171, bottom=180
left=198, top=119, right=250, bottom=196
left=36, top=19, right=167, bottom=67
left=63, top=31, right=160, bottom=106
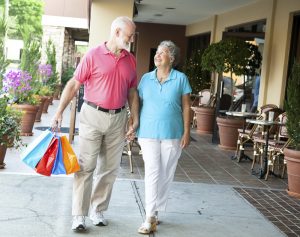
left=235, top=105, right=281, bottom=163
left=234, top=114, right=263, bottom=162
left=250, top=110, right=286, bottom=178
left=264, top=112, right=290, bottom=180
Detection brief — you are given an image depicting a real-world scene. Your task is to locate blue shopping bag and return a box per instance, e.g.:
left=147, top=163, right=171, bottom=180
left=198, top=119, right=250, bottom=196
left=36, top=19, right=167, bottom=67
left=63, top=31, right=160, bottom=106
left=21, top=130, right=55, bottom=168
left=51, top=136, right=66, bottom=175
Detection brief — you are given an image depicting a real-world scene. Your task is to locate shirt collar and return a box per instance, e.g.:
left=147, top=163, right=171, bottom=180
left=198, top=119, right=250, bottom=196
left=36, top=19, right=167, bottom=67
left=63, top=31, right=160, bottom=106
left=150, top=68, right=175, bottom=81
left=99, top=42, right=129, bottom=57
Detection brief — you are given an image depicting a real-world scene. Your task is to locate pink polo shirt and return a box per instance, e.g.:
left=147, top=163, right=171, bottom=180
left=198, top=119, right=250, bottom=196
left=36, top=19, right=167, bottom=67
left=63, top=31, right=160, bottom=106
left=74, top=43, right=137, bottom=109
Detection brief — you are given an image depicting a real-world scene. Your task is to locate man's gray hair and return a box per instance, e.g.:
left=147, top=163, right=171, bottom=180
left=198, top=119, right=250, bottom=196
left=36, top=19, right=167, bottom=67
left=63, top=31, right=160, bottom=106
left=158, top=40, right=180, bottom=67
left=110, top=16, right=135, bottom=37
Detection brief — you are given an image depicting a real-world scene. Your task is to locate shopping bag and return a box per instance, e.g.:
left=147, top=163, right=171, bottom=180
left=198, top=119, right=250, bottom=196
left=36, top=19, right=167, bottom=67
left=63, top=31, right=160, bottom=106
left=35, top=137, right=59, bottom=176
left=51, top=136, right=66, bottom=175
left=61, top=135, right=80, bottom=174
left=21, top=130, right=55, bottom=168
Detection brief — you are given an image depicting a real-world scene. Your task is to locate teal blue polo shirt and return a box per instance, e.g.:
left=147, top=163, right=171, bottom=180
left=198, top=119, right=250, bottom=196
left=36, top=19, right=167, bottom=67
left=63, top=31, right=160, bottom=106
left=137, top=68, right=192, bottom=139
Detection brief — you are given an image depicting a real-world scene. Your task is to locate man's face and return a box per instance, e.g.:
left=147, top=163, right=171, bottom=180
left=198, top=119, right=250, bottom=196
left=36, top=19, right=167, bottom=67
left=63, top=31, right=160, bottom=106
left=116, top=25, right=135, bottom=51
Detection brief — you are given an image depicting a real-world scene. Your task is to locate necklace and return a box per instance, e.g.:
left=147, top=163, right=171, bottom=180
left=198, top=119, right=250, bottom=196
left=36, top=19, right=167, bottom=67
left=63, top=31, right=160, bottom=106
left=157, top=71, right=169, bottom=83
left=158, top=76, right=167, bottom=83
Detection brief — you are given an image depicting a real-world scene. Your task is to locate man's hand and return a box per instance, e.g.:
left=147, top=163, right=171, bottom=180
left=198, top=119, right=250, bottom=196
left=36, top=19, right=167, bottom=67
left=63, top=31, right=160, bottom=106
left=125, top=116, right=138, bottom=141
left=51, top=114, right=63, bottom=132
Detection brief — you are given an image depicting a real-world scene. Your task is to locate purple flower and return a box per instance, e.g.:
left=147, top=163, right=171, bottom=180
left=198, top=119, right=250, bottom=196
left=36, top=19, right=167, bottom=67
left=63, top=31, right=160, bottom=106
left=3, top=70, right=33, bottom=103
left=38, top=64, right=53, bottom=84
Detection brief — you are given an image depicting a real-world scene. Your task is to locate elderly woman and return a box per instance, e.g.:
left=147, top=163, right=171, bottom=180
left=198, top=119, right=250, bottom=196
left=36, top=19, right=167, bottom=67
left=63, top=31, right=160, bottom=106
left=137, top=40, right=191, bottom=234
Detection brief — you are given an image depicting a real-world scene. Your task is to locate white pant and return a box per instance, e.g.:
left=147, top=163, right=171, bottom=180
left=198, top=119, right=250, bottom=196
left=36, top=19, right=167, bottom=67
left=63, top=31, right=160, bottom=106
left=138, top=138, right=182, bottom=217
left=72, top=103, right=127, bottom=216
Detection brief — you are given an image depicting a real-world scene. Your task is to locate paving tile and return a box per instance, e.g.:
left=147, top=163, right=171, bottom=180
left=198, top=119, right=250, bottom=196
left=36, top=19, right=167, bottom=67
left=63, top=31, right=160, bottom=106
left=235, top=187, right=300, bottom=236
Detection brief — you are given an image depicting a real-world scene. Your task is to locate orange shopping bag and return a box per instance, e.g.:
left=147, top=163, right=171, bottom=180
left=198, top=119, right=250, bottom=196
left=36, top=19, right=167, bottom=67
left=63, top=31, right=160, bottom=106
left=61, top=136, right=80, bottom=174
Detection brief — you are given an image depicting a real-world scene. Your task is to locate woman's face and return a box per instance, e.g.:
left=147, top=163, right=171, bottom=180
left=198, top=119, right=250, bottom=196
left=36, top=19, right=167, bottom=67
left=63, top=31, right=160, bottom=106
left=154, top=46, right=172, bottom=68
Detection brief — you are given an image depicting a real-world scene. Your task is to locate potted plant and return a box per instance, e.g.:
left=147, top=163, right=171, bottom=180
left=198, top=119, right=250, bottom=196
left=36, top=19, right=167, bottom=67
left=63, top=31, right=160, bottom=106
left=183, top=49, right=215, bottom=134
left=201, top=38, right=261, bottom=149
left=34, top=64, right=54, bottom=119
left=3, top=70, right=39, bottom=136
left=0, top=95, right=23, bottom=168
left=283, top=61, right=300, bottom=198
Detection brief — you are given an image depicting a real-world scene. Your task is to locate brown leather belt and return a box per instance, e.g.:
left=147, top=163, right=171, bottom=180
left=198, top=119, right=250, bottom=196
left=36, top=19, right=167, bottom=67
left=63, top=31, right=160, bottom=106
left=84, top=100, right=125, bottom=114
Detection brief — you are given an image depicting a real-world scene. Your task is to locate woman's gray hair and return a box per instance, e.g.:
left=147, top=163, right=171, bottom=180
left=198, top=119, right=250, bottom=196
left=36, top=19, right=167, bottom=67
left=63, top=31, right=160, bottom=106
left=158, top=40, right=180, bottom=67
left=110, top=16, right=135, bottom=37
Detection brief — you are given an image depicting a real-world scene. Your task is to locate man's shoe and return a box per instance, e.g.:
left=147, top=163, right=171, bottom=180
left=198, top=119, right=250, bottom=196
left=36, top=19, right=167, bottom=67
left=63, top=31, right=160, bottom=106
left=90, top=211, right=108, bottom=226
left=72, top=215, right=86, bottom=231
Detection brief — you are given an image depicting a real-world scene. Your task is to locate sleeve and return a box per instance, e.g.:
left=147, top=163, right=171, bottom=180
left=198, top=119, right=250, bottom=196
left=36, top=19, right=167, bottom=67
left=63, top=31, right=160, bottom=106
left=129, top=54, right=138, bottom=88
left=137, top=74, right=146, bottom=99
left=73, top=51, right=92, bottom=84
left=181, top=73, right=192, bottom=95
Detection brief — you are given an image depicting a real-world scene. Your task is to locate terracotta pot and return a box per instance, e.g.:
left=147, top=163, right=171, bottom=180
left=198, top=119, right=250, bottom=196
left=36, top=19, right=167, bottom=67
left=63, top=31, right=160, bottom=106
left=42, top=96, right=51, bottom=113
left=35, top=96, right=47, bottom=122
left=217, top=116, right=244, bottom=150
left=53, top=84, right=62, bottom=100
left=49, top=95, right=54, bottom=105
left=284, top=147, right=300, bottom=199
left=0, top=144, right=8, bottom=168
left=193, top=107, right=215, bottom=134
left=13, top=104, right=39, bottom=136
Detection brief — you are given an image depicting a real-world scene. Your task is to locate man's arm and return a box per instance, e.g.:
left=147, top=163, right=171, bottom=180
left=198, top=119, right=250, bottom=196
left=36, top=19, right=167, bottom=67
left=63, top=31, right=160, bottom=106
left=52, top=78, right=81, bottom=128
left=126, top=87, right=139, bottom=139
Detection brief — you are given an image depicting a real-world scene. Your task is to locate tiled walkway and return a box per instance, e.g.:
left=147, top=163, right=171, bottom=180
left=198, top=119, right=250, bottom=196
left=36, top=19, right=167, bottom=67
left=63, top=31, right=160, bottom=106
left=119, top=131, right=288, bottom=190
left=2, top=99, right=296, bottom=236
left=235, top=187, right=300, bottom=237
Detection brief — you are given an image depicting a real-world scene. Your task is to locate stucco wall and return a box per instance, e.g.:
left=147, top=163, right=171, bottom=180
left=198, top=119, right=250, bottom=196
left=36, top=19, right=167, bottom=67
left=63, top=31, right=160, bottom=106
left=44, top=0, right=87, bottom=19
left=267, top=0, right=300, bottom=107
left=89, top=0, right=134, bottom=48
left=135, top=22, right=186, bottom=81
left=185, top=0, right=300, bottom=108
left=41, top=26, right=65, bottom=80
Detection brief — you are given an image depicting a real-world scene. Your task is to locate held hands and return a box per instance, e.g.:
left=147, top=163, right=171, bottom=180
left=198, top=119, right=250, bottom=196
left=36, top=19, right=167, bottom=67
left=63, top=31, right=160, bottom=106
left=126, top=116, right=138, bottom=141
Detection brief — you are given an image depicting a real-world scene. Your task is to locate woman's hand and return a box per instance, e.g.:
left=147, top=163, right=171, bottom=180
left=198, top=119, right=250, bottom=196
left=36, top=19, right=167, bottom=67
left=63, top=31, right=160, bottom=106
left=180, top=132, right=190, bottom=148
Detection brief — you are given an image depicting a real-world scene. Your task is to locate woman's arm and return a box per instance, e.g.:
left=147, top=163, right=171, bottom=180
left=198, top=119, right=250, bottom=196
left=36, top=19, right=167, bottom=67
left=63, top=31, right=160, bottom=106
left=181, top=93, right=191, bottom=148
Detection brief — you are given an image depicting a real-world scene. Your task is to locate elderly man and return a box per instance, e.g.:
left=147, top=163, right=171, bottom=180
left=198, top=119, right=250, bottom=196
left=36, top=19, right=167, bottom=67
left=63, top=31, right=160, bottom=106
left=52, top=16, right=139, bottom=231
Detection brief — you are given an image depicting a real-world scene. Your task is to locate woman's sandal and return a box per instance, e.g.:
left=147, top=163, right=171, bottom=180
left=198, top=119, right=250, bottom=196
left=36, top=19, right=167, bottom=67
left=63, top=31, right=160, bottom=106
left=154, top=211, right=160, bottom=225
left=0, top=163, right=6, bottom=169
left=138, top=217, right=157, bottom=234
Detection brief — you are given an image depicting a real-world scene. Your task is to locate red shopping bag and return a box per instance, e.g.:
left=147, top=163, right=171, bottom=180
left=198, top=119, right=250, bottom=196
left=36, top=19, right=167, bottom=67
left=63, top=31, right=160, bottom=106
left=35, top=137, right=59, bottom=176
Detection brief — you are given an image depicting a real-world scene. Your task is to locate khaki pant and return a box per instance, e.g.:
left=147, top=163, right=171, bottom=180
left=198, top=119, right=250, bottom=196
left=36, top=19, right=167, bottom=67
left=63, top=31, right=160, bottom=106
left=72, top=103, right=127, bottom=216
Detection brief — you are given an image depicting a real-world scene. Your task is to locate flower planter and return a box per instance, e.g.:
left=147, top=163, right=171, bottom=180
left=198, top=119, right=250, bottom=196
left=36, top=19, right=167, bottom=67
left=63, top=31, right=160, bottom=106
left=284, top=148, right=300, bottom=199
left=0, top=144, right=7, bottom=169
left=193, top=106, right=215, bottom=134
left=53, top=84, right=62, bottom=100
left=13, top=104, right=39, bottom=136
left=42, top=96, right=51, bottom=113
left=49, top=95, right=54, bottom=105
left=217, top=116, right=244, bottom=150
left=35, top=96, right=47, bottom=122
